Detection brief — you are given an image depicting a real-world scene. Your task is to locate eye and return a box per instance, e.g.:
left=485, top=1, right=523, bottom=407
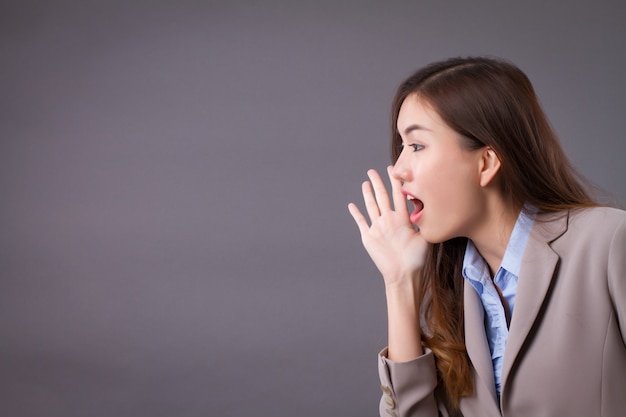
left=409, top=144, right=423, bottom=152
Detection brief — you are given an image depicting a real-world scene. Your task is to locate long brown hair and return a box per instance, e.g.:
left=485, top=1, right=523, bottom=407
left=390, top=57, right=597, bottom=408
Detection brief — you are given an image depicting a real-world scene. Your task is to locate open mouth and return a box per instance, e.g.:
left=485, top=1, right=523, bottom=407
left=406, top=195, right=424, bottom=224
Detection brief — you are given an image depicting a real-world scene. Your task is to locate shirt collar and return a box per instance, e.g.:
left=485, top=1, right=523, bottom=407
left=499, top=207, right=536, bottom=276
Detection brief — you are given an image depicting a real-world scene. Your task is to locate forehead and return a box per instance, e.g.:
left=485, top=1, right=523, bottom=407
left=396, top=94, right=445, bottom=133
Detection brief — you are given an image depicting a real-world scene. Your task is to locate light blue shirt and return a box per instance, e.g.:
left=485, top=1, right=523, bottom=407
left=462, top=208, right=536, bottom=398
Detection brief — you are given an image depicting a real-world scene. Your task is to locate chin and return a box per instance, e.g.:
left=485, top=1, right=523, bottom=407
left=418, top=229, right=442, bottom=244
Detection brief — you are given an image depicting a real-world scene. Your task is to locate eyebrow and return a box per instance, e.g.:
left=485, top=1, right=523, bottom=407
left=401, top=124, right=431, bottom=136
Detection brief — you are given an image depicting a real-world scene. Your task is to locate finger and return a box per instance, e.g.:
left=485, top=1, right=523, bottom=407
left=362, top=180, right=381, bottom=220
left=347, top=203, right=370, bottom=235
left=388, top=165, right=408, bottom=215
left=367, top=169, right=392, bottom=212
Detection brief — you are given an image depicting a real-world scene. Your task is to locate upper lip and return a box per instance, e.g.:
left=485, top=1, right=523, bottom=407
left=401, top=189, right=419, bottom=200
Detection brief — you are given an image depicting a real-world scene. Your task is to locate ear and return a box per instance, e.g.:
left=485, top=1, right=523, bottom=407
left=478, top=147, right=502, bottom=187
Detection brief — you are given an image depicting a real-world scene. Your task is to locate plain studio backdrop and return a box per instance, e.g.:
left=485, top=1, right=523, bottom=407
left=1, top=1, right=625, bottom=416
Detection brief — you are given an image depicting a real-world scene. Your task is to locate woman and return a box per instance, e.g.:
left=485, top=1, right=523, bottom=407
left=348, top=57, right=626, bottom=417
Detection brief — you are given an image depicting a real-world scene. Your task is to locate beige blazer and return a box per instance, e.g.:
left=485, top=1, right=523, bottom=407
left=378, top=206, right=626, bottom=417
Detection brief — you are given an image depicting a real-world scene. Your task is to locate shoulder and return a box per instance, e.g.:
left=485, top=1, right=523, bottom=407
left=567, top=206, right=626, bottom=236
left=530, top=206, right=625, bottom=244
left=569, top=206, right=626, bottom=223
left=548, top=206, right=626, bottom=258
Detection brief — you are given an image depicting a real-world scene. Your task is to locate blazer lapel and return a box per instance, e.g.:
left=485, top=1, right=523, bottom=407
left=464, top=282, right=498, bottom=404
left=501, top=211, right=569, bottom=393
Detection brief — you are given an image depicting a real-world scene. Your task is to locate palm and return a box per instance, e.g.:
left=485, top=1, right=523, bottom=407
left=348, top=167, right=429, bottom=286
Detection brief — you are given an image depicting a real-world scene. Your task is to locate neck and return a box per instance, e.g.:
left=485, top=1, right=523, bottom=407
left=469, top=198, right=520, bottom=277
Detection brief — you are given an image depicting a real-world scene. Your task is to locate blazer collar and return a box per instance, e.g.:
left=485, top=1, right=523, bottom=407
left=464, top=282, right=498, bottom=403
left=500, top=210, right=569, bottom=397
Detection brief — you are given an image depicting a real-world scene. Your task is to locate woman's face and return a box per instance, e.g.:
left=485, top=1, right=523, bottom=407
left=392, top=94, right=488, bottom=243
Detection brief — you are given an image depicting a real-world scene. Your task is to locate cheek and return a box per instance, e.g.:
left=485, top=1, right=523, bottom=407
left=425, top=160, right=482, bottom=215
left=411, top=151, right=480, bottom=198
left=427, top=163, right=472, bottom=198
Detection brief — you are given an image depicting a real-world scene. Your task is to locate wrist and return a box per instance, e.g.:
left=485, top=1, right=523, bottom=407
left=384, top=270, right=421, bottom=295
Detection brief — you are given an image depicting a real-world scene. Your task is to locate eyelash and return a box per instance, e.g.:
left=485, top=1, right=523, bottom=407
left=399, top=144, right=423, bottom=152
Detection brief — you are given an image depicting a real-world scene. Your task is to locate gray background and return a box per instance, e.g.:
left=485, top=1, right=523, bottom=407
left=1, top=1, right=625, bottom=416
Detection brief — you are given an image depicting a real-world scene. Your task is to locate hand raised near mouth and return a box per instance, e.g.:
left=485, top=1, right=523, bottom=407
left=348, top=166, right=429, bottom=289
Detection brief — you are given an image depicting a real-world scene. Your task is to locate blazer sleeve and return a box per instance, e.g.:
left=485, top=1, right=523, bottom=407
left=607, top=214, right=626, bottom=343
left=378, top=348, right=443, bottom=417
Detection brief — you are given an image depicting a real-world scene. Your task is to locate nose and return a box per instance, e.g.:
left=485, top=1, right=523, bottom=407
left=391, top=150, right=412, bottom=183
